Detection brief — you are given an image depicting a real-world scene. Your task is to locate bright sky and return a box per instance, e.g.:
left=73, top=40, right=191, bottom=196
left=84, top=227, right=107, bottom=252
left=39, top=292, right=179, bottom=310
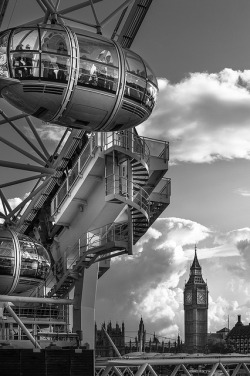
left=1, top=0, right=250, bottom=342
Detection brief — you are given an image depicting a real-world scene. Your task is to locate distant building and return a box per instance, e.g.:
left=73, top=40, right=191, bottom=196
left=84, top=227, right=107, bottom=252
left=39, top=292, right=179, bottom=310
left=184, top=246, right=208, bottom=353
left=227, top=315, right=250, bottom=353
left=95, top=321, right=125, bottom=357
left=95, top=318, right=181, bottom=356
left=208, top=327, right=230, bottom=341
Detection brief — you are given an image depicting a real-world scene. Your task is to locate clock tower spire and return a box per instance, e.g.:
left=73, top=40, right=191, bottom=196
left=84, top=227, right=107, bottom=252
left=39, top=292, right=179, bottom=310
left=184, top=246, right=208, bottom=353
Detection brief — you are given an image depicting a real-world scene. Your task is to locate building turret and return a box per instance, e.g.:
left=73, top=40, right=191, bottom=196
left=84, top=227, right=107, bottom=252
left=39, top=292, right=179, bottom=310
left=138, top=317, right=146, bottom=352
left=184, top=246, right=208, bottom=353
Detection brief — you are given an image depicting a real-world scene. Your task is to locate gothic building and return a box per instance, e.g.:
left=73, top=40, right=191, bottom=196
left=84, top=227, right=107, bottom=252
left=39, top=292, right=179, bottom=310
left=95, top=318, right=181, bottom=356
left=184, top=246, right=208, bottom=353
left=95, top=321, right=125, bottom=357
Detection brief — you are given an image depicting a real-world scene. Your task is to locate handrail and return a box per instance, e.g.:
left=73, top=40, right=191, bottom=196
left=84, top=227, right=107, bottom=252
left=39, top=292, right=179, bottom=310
left=155, top=177, right=171, bottom=197
left=51, top=133, right=98, bottom=216
left=142, top=136, right=169, bottom=161
left=46, top=221, right=128, bottom=289
left=105, top=174, right=150, bottom=215
left=50, top=130, right=168, bottom=216
left=103, top=131, right=151, bottom=164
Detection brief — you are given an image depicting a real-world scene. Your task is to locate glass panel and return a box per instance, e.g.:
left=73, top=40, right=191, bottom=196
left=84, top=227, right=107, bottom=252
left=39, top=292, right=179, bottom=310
left=68, top=162, right=78, bottom=188
left=10, top=52, right=40, bottom=79
left=41, top=30, right=69, bottom=55
left=125, top=73, right=146, bottom=102
left=57, top=179, right=67, bottom=207
left=0, top=31, right=10, bottom=78
left=19, top=240, right=38, bottom=277
left=10, top=29, right=39, bottom=51
left=41, top=52, right=70, bottom=82
left=144, top=81, right=158, bottom=110
left=77, top=34, right=118, bottom=67
left=78, top=59, right=118, bottom=92
left=144, top=60, right=158, bottom=86
left=125, top=50, right=146, bottom=77
left=36, top=244, right=50, bottom=279
left=0, top=238, right=14, bottom=275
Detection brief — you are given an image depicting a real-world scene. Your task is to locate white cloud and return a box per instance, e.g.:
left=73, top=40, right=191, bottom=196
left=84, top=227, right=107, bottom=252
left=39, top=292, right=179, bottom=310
left=0, top=192, right=31, bottom=223
left=236, top=188, right=250, bottom=197
left=96, top=217, right=250, bottom=339
left=139, top=69, right=250, bottom=164
left=37, top=124, right=67, bottom=142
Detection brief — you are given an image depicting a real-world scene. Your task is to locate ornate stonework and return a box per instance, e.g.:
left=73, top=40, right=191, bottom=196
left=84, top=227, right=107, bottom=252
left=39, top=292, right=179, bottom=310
left=184, top=246, right=208, bottom=353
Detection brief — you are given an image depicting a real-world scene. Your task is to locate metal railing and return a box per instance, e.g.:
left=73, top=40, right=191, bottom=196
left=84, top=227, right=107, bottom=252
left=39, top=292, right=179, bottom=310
left=103, top=131, right=151, bottom=164
left=3, top=304, right=66, bottom=321
left=143, top=136, right=169, bottom=162
left=51, top=133, right=98, bottom=216
left=154, top=177, right=171, bottom=198
left=46, top=221, right=128, bottom=288
left=95, top=354, right=250, bottom=376
left=50, top=131, right=168, bottom=217
left=105, top=174, right=150, bottom=216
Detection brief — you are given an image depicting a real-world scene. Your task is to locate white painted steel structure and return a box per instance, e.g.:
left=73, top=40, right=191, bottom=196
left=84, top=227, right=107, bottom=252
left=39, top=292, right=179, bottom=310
left=95, top=354, right=250, bottom=376
left=0, top=1, right=170, bottom=356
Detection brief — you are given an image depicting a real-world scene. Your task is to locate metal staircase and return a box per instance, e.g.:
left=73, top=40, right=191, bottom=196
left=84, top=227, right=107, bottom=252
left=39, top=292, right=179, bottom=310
left=104, top=130, right=170, bottom=245
left=46, top=222, right=129, bottom=299
left=104, top=130, right=151, bottom=244
left=130, top=157, right=150, bottom=243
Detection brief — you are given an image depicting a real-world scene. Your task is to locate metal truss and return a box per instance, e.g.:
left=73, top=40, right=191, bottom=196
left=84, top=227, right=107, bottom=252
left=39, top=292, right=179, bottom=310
left=0, top=0, right=154, bottom=228
left=95, top=355, right=250, bottom=376
left=25, top=0, right=152, bottom=43
left=0, top=108, right=63, bottom=225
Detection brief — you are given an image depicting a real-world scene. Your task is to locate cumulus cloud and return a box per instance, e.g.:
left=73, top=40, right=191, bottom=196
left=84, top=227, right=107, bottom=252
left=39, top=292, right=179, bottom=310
left=0, top=193, right=31, bottom=223
left=235, top=188, right=250, bottom=197
left=138, top=69, right=250, bottom=164
left=22, top=121, right=67, bottom=145
left=36, top=123, right=67, bottom=143
left=96, top=217, right=250, bottom=339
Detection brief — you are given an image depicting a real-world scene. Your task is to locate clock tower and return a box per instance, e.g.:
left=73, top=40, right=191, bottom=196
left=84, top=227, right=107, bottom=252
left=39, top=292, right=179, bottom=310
left=184, top=246, right=208, bottom=353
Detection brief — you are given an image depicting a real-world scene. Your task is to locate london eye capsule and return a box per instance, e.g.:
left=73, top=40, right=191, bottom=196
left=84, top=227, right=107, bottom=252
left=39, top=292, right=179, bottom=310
left=0, top=24, right=158, bottom=132
left=0, top=226, right=51, bottom=295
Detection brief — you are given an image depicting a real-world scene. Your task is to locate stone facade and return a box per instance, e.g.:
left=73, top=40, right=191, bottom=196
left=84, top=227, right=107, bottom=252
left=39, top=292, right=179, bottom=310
left=184, top=247, right=208, bottom=353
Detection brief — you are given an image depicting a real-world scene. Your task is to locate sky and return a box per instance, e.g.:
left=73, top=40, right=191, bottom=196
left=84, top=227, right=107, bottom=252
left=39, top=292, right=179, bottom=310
left=1, top=0, right=250, bottom=343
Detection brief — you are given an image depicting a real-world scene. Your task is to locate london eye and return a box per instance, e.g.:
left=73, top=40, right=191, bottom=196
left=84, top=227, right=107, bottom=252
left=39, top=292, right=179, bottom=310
left=0, top=1, right=171, bottom=367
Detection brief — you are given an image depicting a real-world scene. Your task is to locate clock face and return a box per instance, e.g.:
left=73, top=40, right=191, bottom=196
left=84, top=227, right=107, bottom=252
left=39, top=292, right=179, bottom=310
left=197, top=291, right=206, bottom=304
left=185, top=291, right=192, bottom=304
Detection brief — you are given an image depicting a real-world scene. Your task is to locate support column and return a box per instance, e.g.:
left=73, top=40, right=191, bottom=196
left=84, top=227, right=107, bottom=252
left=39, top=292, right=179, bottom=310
left=73, top=262, right=99, bottom=349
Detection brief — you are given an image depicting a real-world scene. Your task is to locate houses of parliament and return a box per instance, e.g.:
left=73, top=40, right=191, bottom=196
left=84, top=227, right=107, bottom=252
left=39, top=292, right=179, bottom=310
left=95, top=248, right=250, bottom=355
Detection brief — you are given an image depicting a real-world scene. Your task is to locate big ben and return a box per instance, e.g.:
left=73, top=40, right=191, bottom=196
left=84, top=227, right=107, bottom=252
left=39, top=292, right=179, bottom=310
left=184, top=246, right=208, bottom=353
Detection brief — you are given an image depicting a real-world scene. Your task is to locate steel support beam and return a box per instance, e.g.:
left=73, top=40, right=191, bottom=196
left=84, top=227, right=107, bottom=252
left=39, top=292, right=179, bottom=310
left=0, top=160, right=55, bottom=174
left=0, top=173, right=49, bottom=189
left=5, top=176, right=51, bottom=221
left=135, top=363, right=148, bottom=376
left=0, top=294, right=74, bottom=305
left=116, top=0, right=153, bottom=48
left=4, top=302, right=42, bottom=349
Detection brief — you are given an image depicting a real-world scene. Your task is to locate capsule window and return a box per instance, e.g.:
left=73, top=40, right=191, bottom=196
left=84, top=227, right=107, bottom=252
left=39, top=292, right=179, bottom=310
left=10, top=28, right=39, bottom=51
left=9, top=29, right=40, bottom=80
left=0, top=31, right=10, bottom=78
left=39, top=30, right=69, bottom=82
left=144, top=60, right=158, bottom=86
left=124, top=72, right=146, bottom=103
left=78, top=35, right=118, bottom=66
left=36, top=244, right=50, bottom=279
left=125, top=50, right=146, bottom=78
left=77, top=35, right=118, bottom=92
left=0, top=237, right=14, bottom=275
left=144, top=82, right=158, bottom=110
left=41, top=30, right=69, bottom=55
left=19, top=240, right=38, bottom=277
